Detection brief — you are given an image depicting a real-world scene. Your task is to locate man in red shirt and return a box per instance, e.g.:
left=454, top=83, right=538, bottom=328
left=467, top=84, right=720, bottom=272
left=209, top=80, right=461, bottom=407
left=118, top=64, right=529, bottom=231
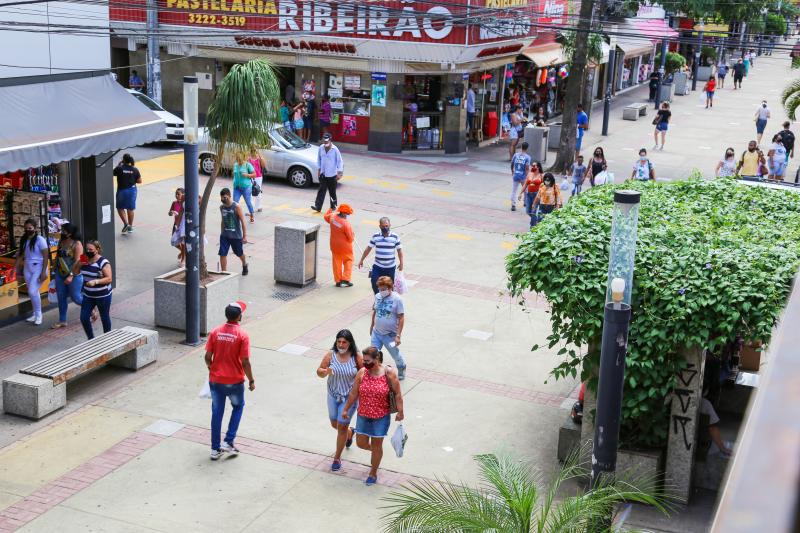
left=204, top=300, right=255, bottom=460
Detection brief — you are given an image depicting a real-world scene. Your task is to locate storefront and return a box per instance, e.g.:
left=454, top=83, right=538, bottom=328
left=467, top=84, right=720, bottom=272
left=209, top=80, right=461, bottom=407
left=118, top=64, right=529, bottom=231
left=0, top=72, right=164, bottom=321
left=110, top=0, right=561, bottom=153
left=516, top=42, right=570, bottom=120
left=614, top=37, right=655, bottom=92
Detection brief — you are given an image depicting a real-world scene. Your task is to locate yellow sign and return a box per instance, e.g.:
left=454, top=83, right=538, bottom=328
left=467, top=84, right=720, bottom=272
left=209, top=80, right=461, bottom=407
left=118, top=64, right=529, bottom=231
left=485, top=0, right=526, bottom=7
left=166, top=0, right=277, bottom=15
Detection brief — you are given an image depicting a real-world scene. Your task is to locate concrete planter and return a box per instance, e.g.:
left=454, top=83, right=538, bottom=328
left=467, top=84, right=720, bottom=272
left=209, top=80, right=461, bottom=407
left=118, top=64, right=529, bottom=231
left=153, top=269, right=239, bottom=335
left=696, top=66, right=712, bottom=82
left=547, top=122, right=562, bottom=150
left=617, top=447, right=664, bottom=483
left=659, top=83, right=675, bottom=103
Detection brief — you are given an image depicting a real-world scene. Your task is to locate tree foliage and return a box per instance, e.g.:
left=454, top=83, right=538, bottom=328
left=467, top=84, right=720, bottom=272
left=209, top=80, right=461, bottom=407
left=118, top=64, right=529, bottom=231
left=561, top=30, right=605, bottom=64
left=381, top=448, right=671, bottom=532
left=506, top=178, right=800, bottom=447
left=655, top=52, right=686, bottom=75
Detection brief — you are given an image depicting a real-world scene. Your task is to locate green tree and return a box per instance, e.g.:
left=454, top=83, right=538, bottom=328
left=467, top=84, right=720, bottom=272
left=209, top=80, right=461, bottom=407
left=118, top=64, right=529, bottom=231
left=550, top=0, right=594, bottom=174
left=654, top=52, right=686, bottom=75
left=765, top=13, right=786, bottom=35
left=381, top=450, right=671, bottom=532
left=200, top=59, right=280, bottom=274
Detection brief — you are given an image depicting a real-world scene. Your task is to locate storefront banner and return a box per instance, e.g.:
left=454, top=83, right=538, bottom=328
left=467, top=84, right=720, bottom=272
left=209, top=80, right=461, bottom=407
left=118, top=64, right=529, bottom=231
left=328, top=88, right=343, bottom=99
left=371, top=85, right=387, bottom=107
left=342, top=115, right=358, bottom=136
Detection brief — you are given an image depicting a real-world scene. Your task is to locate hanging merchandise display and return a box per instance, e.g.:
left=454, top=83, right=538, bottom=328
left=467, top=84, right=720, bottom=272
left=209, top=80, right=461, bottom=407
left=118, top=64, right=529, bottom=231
left=558, top=65, right=569, bottom=78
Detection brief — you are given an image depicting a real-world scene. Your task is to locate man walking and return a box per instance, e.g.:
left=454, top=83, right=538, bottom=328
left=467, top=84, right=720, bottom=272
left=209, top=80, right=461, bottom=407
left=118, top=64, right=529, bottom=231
left=510, top=141, right=531, bottom=211
left=205, top=301, right=255, bottom=460
left=717, top=62, right=728, bottom=89
left=218, top=188, right=249, bottom=276
left=732, top=59, right=745, bottom=90
left=323, top=204, right=355, bottom=287
left=370, top=275, right=406, bottom=380
left=114, top=153, right=141, bottom=234
left=576, top=103, right=589, bottom=156
left=777, top=121, right=795, bottom=169
left=736, top=140, right=765, bottom=178
left=311, top=133, right=343, bottom=212
left=358, top=217, right=403, bottom=294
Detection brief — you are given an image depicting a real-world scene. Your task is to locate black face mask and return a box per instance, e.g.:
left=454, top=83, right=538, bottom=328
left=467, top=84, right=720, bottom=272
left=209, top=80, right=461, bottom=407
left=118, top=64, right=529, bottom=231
left=363, top=361, right=375, bottom=369
left=380, top=227, right=390, bottom=235
left=86, top=251, right=96, bottom=259
left=25, top=230, right=34, bottom=236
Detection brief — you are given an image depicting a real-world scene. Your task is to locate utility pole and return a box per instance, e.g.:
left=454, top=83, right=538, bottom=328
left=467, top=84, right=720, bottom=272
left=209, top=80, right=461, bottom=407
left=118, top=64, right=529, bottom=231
left=692, top=21, right=704, bottom=91
left=602, top=32, right=616, bottom=136
left=146, top=0, right=162, bottom=105
left=655, top=37, right=668, bottom=110
left=182, top=77, right=201, bottom=345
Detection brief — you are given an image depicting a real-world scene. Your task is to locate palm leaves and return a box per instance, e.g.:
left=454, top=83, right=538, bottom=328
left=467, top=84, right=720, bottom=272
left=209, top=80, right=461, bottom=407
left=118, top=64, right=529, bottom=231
left=199, top=59, right=281, bottom=274
left=781, top=79, right=800, bottom=121
left=381, top=447, right=672, bottom=533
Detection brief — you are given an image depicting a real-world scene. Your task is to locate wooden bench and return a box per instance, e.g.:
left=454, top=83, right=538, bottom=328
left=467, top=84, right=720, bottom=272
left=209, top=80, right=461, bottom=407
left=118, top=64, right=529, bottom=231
left=2, top=326, right=158, bottom=419
left=623, top=103, right=649, bottom=121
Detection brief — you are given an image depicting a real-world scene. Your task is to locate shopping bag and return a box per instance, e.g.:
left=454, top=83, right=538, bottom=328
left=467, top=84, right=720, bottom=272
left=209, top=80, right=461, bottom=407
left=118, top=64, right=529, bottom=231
left=198, top=381, right=211, bottom=399
left=559, top=178, right=571, bottom=191
left=170, top=228, right=182, bottom=247
left=47, top=280, right=58, bottom=304
left=394, top=270, right=408, bottom=295
left=593, top=171, right=608, bottom=186
left=390, top=423, right=408, bottom=458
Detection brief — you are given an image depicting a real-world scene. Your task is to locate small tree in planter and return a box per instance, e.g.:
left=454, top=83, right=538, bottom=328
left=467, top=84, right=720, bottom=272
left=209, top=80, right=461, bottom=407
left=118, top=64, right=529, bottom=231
left=655, top=52, right=687, bottom=77
left=701, top=46, right=717, bottom=66
left=199, top=59, right=281, bottom=276
left=506, top=177, right=800, bottom=448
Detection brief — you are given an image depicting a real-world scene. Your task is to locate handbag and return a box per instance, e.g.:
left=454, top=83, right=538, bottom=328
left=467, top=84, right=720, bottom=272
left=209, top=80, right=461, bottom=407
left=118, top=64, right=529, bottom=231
left=387, top=367, right=399, bottom=414
left=251, top=178, right=261, bottom=197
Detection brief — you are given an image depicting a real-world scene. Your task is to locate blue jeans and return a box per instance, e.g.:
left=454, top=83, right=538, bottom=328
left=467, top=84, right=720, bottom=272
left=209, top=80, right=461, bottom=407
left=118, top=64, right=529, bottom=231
left=370, top=264, right=396, bottom=294
left=80, top=294, right=112, bottom=339
left=371, top=330, right=406, bottom=369
left=233, top=186, right=254, bottom=216
left=210, top=381, right=245, bottom=450
left=572, top=182, right=582, bottom=195
left=524, top=192, right=536, bottom=215
left=55, top=273, right=83, bottom=323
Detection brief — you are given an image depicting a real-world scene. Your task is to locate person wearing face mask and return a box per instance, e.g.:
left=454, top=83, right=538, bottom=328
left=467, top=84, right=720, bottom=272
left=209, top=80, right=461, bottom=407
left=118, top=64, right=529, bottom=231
left=79, top=240, right=113, bottom=339
left=631, top=149, right=656, bottom=181
left=311, top=133, right=343, bottom=212
left=370, top=276, right=406, bottom=380
left=316, top=329, right=363, bottom=471
left=767, top=134, right=787, bottom=182
left=342, top=346, right=404, bottom=486
left=358, top=217, right=404, bottom=294
left=715, top=147, right=737, bottom=177
left=587, top=147, right=607, bottom=187
left=14, top=218, right=50, bottom=325
left=755, top=101, right=771, bottom=146
left=323, top=204, right=355, bottom=287
left=736, top=140, right=766, bottom=179
left=52, top=223, right=85, bottom=329
left=530, top=173, right=562, bottom=225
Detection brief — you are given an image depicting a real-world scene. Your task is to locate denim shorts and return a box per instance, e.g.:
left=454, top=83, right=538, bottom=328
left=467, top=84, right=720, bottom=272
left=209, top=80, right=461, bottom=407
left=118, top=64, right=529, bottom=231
left=656, top=122, right=669, bottom=132
left=327, top=392, right=356, bottom=425
left=355, top=413, right=390, bottom=438
left=219, top=234, right=244, bottom=257
left=116, top=187, right=137, bottom=210
left=770, top=161, right=787, bottom=176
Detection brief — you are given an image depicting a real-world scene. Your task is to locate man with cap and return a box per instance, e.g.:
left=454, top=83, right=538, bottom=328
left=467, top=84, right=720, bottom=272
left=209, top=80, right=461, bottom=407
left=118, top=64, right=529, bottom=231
left=204, top=300, right=254, bottom=460
left=323, top=204, right=355, bottom=287
left=311, top=133, right=343, bottom=212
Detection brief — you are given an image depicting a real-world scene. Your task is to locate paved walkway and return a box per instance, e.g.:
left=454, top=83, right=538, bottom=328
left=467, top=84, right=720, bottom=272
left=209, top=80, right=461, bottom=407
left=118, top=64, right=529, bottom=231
left=0, top=49, right=794, bottom=532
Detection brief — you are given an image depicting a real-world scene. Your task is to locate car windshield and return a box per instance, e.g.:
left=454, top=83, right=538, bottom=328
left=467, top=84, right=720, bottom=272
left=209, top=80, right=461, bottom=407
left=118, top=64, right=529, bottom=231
left=271, top=127, right=307, bottom=149
left=132, top=93, right=165, bottom=112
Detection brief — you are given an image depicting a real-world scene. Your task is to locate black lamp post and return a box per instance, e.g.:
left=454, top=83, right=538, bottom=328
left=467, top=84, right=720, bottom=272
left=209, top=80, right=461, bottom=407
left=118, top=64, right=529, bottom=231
left=182, top=76, right=201, bottom=346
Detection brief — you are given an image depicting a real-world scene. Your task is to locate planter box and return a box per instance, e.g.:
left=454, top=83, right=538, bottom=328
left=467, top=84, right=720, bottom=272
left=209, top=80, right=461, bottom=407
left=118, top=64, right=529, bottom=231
left=696, top=66, right=712, bottom=82
left=154, top=269, right=239, bottom=335
left=659, top=83, right=675, bottom=103
left=617, top=448, right=664, bottom=486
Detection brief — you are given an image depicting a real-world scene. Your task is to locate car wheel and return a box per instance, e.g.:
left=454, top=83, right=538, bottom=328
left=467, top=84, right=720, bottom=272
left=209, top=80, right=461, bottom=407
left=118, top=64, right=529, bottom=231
left=288, top=167, right=312, bottom=188
left=199, top=155, right=216, bottom=176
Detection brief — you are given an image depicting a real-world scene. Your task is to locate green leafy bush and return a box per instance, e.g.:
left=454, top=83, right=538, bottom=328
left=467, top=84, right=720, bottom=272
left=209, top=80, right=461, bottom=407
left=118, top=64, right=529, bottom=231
left=506, top=178, right=800, bottom=447
left=655, top=52, right=687, bottom=75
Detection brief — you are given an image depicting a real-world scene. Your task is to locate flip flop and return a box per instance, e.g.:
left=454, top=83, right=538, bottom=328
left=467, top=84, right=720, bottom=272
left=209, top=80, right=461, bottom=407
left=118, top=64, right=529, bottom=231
left=50, top=322, right=67, bottom=329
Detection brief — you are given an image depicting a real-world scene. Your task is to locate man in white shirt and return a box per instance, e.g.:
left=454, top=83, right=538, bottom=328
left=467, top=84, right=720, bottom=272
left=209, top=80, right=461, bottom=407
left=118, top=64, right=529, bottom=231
left=311, top=133, right=344, bottom=212
left=466, top=86, right=476, bottom=132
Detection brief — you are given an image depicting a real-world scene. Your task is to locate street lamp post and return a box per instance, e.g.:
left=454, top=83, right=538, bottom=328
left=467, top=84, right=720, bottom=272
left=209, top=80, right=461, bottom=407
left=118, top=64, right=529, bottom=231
left=590, top=190, right=642, bottom=493
left=692, top=21, right=704, bottom=92
left=182, top=76, right=201, bottom=346
left=602, top=32, right=616, bottom=137
left=655, top=37, right=668, bottom=110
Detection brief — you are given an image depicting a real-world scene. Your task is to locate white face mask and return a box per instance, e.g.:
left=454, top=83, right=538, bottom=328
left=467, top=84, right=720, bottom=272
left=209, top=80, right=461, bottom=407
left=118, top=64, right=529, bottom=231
left=337, top=347, right=348, bottom=354
left=379, top=289, right=390, bottom=298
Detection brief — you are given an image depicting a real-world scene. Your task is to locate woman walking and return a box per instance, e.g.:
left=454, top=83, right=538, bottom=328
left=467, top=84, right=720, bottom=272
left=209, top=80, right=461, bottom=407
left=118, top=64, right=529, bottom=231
left=653, top=102, right=671, bottom=151
left=51, top=223, right=84, bottom=329
left=319, top=96, right=332, bottom=137
left=247, top=147, right=266, bottom=212
left=232, top=152, right=256, bottom=223
left=530, top=173, right=562, bottom=226
left=292, top=101, right=306, bottom=140
left=518, top=160, right=543, bottom=218
left=768, top=134, right=788, bottom=182
left=508, top=105, right=523, bottom=160
left=342, top=346, right=404, bottom=485
left=755, top=101, right=771, bottom=146
left=80, top=240, right=113, bottom=339
left=14, top=218, right=49, bottom=325
left=715, top=147, right=737, bottom=177
left=587, top=147, right=607, bottom=187
left=169, top=188, right=185, bottom=266
left=316, top=329, right=363, bottom=471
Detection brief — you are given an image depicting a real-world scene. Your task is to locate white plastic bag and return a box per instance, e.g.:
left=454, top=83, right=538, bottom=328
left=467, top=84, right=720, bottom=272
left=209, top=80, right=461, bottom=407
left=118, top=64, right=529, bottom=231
left=559, top=178, right=571, bottom=191
left=394, top=270, right=408, bottom=295
left=47, top=280, right=58, bottom=304
left=593, top=171, right=608, bottom=186
left=391, top=423, right=408, bottom=457
left=198, top=381, right=211, bottom=399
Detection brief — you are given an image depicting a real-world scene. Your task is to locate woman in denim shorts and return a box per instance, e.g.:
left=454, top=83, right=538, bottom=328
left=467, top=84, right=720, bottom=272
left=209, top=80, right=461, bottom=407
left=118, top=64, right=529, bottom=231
left=316, top=329, right=362, bottom=472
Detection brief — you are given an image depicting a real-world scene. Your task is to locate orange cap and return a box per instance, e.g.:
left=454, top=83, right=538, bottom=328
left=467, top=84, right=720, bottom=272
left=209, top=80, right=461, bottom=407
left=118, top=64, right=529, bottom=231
left=338, top=204, right=353, bottom=215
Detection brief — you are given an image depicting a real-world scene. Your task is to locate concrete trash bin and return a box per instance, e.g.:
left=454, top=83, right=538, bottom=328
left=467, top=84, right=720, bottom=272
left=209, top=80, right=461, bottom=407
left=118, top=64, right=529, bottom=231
left=524, top=125, right=549, bottom=163
left=547, top=122, right=562, bottom=150
left=274, top=221, right=319, bottom=286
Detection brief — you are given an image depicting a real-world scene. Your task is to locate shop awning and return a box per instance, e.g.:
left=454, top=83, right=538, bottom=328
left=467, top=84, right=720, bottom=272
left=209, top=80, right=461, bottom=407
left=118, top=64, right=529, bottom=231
left=520, top=43, right=568, bottom=67
left=631, top=18, right=680, bottom=40
left=0, top=74, right=165, bottom=173
left=615, top=37, right=654, bottom=57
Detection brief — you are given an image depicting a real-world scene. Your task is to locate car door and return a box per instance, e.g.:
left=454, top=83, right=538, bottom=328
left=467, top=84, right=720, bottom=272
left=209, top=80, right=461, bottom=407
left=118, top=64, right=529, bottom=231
left=264, top=133, right=287, bottom=178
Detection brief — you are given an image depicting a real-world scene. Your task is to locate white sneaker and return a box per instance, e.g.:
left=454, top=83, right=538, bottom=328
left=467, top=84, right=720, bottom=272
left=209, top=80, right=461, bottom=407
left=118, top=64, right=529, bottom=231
left=652, top=144, right=659, bottom=150
left=34, top=315, right=42, bottom=326
left=26, top=315, right=37, bottom=322
left=220, top=442, right=239, bottom=455
left=210, top=449, right=223, bottom=461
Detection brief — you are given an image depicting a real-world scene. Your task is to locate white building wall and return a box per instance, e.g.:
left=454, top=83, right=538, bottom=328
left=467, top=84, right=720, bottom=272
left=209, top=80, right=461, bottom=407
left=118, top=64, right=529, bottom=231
left=0, top=0, right=110, bottom=78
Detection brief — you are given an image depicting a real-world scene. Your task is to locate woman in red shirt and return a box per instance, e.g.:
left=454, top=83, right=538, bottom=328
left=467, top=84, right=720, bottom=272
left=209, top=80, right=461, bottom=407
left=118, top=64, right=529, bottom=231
left=343, top=346, right=404, bottom=485
left=704, top=77, right=716, bottom=109
left=518, top=160, right=543, bottom=217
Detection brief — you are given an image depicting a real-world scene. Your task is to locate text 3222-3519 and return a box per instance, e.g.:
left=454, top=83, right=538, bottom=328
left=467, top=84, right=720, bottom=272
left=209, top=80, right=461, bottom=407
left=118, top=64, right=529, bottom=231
left=187, top=13, right=246, bottom=26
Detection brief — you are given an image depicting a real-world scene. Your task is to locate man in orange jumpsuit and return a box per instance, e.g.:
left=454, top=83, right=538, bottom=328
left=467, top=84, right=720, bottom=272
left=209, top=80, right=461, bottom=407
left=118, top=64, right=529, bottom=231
left=323, top=203, right=355, bottom=287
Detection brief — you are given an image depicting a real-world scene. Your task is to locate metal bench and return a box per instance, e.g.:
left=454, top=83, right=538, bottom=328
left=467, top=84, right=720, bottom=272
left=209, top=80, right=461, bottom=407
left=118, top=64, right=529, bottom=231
left=2, top=326, right=158, bottom=419
left=623, top=103, right=649, bottom=121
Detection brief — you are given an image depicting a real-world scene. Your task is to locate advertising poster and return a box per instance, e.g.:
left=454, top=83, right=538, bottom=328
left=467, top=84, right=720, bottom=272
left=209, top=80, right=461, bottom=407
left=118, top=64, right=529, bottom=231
left=342, top=115, right=357, bottom=136
left=302, top=78, right=316, bottom=101
left=371, top=84, right=386, bottom=107
left=344, top=74, right=361, bottom=90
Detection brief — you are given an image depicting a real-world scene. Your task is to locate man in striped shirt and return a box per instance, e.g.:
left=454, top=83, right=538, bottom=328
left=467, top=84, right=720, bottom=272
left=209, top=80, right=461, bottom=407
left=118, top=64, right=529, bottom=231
left=358, top=217, right=404, bottom=294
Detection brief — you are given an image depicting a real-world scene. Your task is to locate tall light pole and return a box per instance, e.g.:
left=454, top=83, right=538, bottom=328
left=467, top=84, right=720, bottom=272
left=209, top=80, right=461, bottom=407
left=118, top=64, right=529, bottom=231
left=146, top=0, right=162, bottom=105
left=182, top=76, right=201, bottom=345
left=655, top=37, right=668, bottom=110
left=602, top=31, right=616, bottom=136
left=590, top=190, right=641, bottom=494
left=692, top=21, right=704, bottom=92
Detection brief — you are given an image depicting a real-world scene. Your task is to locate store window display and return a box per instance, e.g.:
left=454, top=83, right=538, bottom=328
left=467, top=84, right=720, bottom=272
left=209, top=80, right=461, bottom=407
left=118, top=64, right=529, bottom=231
left=326, top=72, right=371, bottom=145
left=402, top=76, right=443, bottom=150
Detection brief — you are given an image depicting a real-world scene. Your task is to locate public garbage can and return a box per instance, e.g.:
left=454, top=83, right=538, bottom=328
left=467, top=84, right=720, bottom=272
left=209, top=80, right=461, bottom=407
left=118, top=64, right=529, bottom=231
left=524, top=125, right=549, bottom=163
left=274, top=221, right=319, bottom=286
left=483, top=111, right=498, bottom=138
left=547, top=122, right=562, bottom=150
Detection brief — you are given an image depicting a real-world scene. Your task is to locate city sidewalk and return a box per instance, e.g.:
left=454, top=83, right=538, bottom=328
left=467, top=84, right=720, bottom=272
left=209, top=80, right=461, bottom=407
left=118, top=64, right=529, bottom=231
left=0, top=51, right=793, bottom=532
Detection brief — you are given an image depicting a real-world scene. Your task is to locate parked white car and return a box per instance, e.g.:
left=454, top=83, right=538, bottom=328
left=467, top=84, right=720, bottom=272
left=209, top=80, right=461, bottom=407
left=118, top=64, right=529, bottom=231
left=126, top=90, right=184, bottom=141
left=197, top=126, right=319, bottom=188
